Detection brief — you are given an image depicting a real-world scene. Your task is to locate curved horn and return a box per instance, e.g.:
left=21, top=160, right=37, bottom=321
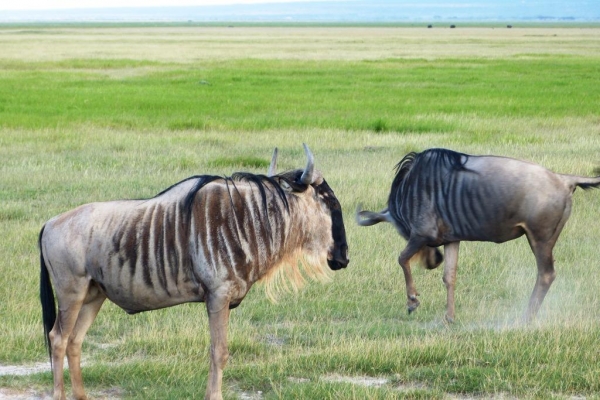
left=267, top=147, right=278, bottom=177
left=300, top=143, right=315, bottom=185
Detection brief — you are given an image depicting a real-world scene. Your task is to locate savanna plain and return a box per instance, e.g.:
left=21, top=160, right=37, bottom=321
left=1, top=25, right=600, bottom=399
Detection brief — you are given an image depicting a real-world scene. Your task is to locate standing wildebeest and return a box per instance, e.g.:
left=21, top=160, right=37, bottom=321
left=356, top=148, right=600, bottom=323
left=40, top=144, right=349, bottom=400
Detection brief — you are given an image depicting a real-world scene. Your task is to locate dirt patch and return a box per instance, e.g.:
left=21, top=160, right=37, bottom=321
left=322, top=374, right=434, bottom=394
left=445, top=394, right=519, bottom=400
left=322, top=374, right=388, bottom=387
left=0, top=364, right=49, bottom=377
left=0, top=364, right=122, bottom=399
left=287, top=376, right=310, bottom=383
left=0, top=388, right=51, bottom=400
left=238, top=390, right=263, bottom=400
left=263, top=334, right=285, bottom=347
left=0, top=387, right=123, bottom=400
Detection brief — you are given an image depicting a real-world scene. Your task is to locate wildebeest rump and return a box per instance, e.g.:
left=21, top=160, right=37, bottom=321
left=40, top=144, right=349, bottom=400
left=357, top=148, right=600, bottom=323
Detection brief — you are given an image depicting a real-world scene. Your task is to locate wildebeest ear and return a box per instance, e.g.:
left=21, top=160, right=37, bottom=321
left=277, top=176, right=309, bottom=193
left=278, top=179, right=293, bottom=192
left=267, top=147, right=278, bottom=177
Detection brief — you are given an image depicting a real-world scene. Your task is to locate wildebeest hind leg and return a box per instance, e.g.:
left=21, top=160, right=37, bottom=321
left=50, top=294, right=86, bottom=400
left=398, top=237, right=427, bottom=314
left=523, top=201, right=570, bottom=322
left=67, top=285, right=106, bottom=400
left=442, top=242, right=460, bottom=323
left=525, top=242, right=556, bottom=322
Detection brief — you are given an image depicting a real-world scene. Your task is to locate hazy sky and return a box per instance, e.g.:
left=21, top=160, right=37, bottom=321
left=2, top=1, right=596, bottom=22
left=1, top=0, right=329, bottom=11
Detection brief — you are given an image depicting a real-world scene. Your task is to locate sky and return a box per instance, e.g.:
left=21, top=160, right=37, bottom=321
left=1, top=1, right=597, bottom=22
left=1, top=0, right=329, bottom=11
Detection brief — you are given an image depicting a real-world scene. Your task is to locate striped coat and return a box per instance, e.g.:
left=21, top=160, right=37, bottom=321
left=357, top=148, right=600, bottom=323
left=40, top=145, right=349, bottom=400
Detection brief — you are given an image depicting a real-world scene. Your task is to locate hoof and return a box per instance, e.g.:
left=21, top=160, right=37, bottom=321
left=444, top=315, right=454, bottom=324
left=407, top=296, right=420, bottom=314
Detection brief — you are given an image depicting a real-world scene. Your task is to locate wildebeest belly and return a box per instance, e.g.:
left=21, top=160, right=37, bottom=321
left=438, top=213, right=527, bottom=244
left=94, top=276, right=205, bottom=314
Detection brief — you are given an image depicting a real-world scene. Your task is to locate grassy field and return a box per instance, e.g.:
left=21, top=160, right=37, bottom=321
left=1, top=26, right=600, bottom=399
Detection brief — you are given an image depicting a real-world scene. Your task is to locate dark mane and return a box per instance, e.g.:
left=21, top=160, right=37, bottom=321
left=150, top=172, right=293, bottom=227
left=391, top=152, right=418, bottom=191
left=421, top=148, right=470, bottom=172
left=391, top=148, right=470, bottom=190
left=153, top=175, right=220, bottom=199
left=230, top=172, right=290, bottom=212
left=181, top=175, right=225, bottom=215
left=180, top=173, right=290, bottom=221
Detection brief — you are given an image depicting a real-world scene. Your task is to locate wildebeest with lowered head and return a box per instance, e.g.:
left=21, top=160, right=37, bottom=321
left=40, top=144, right=349, bottom=400
left=356, top=148, right=600, bottom=323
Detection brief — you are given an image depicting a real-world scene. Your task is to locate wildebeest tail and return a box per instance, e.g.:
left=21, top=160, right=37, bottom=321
left=575, top=175, right=600, bottom=190
left=355, top=205, right=392, bottom=226
left=39, top=225, right=56, bottom=362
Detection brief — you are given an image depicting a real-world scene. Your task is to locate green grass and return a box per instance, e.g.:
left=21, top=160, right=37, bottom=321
left=1, top=57, right=599, bottom=132
left=1, top=27, right=600, bottom=399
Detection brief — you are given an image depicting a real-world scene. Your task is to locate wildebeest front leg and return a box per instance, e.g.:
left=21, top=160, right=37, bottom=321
left=442, top=242, right=460, bottom=323
left=205, top=296, right=231, bottom=400
left=398, top=237, right=426, bottom=314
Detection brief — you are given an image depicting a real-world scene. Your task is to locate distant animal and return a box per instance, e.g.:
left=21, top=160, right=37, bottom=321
left=356, top=148, right=600, bottom=323
left=40, top=144, right=349, bottom=400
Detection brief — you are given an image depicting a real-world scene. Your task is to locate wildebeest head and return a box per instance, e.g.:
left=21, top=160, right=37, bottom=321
left=268, top=144, right=349, bottom=270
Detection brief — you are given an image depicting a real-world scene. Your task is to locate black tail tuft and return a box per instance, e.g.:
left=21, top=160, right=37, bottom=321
left=577, top=180, right=600, bottom=190
left=355, top=205, right=389, bottom=227
left=39, top=225, right=56, bottom=364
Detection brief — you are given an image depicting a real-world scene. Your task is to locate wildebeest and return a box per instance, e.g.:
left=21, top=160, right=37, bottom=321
left=40, top=144, right=349, bottom=400
left=356, top=148, right=600, bottom=323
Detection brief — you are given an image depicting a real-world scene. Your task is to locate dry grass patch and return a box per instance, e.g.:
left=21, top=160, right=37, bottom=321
left=1, top=27, right=600, bottom=62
